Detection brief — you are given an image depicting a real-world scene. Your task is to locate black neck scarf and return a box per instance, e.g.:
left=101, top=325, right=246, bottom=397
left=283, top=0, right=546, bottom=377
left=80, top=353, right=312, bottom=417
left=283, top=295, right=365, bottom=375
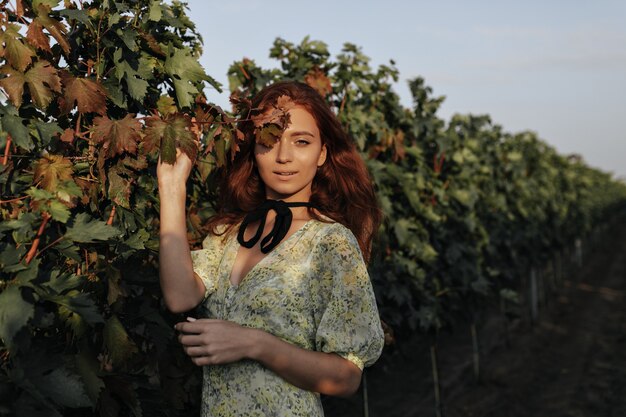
left=237, top=199, right=318, bottom=254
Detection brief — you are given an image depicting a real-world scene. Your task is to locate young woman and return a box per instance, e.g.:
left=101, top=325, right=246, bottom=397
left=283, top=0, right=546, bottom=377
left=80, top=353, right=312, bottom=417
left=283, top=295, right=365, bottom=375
left=158, top=81, right=385, bottom=416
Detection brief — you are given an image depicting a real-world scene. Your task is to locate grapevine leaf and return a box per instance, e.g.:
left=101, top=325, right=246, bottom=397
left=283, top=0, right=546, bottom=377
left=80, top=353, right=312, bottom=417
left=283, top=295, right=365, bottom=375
left=0, top=24, right=35, bottom=71
left=33, top=155, right=73, bottom=191
left=59, top=71, right=107, bottom=115
left=59, top=9, right=92, bottom=25
left=75, top=350, right=104, bottom=405
left=64, top=213, right=120, bottom=243
left=38, top=367, right=92, bottom=408
left=0, top=60, right=61, bottom=109
left=0, top=108, right=31, bottom=150
left=44, top=291, right=104, bottom=325
left=163, top=44, right=211, bottom=108
left=33, top=0, right=60, bottom=8
left=26, top=19, right=51, bottom=52
left=255, top=124, right=282, bottom=148
left=143, top=114, right=196, bottom=164
left=92, top=114, right=141, bottom=157
left=104, top=315, right=138, bottom=365
left=304, top=66, right=332, bottom=97
left=108, top=169, right=132, bottom=209
left=33, top=120, right=63, bottom=147
left=60, top=128, right=75, bottom=143
left=0, top=65, right=26, bottom=107
left=34, top=5, right=71, bottom=55
left=112, top=49, right=151, bottom=101
left=148, top=0, right=162, bottom=21
left=25, top=60, right=62, bottom=108
left=156, top=96, right=176, bottom=116
left=48, top=200, right=70, bottom=222
left=0, top=286, right=34, bottom=350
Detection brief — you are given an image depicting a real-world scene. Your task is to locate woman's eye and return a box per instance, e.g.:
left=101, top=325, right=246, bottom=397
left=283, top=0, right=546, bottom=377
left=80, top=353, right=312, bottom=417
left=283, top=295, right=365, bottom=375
left=296, top=140, right=310, bottom=145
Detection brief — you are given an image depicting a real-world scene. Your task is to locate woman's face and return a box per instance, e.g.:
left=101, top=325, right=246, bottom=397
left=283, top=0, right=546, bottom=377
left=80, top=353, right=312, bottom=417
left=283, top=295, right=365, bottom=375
left=254, top=106, right=327, bottom=202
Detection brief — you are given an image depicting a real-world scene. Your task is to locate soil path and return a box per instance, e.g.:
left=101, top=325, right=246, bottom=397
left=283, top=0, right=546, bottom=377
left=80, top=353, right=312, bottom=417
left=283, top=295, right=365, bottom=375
left=323, top=220, right=626, bottom=416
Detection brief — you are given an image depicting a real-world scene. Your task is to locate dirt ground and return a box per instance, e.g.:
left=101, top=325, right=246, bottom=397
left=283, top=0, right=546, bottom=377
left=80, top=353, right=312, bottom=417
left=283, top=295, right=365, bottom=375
left=323, top=220, right=626, bottom=417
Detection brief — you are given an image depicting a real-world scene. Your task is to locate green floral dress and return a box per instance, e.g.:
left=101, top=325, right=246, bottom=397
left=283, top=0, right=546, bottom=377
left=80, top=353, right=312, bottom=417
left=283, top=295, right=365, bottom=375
left=189, top=215, right=385, bottom=417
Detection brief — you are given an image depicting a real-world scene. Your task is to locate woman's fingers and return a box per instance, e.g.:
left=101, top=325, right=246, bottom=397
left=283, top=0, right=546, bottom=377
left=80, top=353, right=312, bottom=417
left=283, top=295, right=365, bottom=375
left=178, top=334, right=205, bottom=346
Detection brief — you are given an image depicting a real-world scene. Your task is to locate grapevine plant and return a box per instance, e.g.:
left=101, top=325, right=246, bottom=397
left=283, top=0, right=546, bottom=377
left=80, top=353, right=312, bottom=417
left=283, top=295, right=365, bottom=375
left=1, top=3, right=626, bottom=416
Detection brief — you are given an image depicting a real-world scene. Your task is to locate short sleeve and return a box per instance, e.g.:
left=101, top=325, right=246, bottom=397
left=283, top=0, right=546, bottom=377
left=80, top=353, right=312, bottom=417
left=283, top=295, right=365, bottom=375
left=190, top=225, right=229, bottom=301
left=311, top=223, right=385, bottom=371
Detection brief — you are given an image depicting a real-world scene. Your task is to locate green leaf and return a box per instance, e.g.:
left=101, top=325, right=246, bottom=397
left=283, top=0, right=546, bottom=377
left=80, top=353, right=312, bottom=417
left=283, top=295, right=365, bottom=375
left=143, top=113, right=196, bottom=164
left=36, top=366, right=92, bottom=408
left=75, top=350, right=104, bottom=406
left=48, top=199, right=70, bottom=222
left=59, top=9, right=92, bottom=25
left=164, top=44, right=210, bottom=108
left=33, top=120, right=63, bottom=147
left=0, top=286, right=34, bottom=350
left=148, top=0, right=162, bottom=21
left=104, top=315, right=138, bottom=365
left=64, top=213, right=120, bottom=243
left=0, top=24, right=35, bottom=71
left=44, top=291, right=104, bottom=325
left=0, top=110, right=31, bottom=150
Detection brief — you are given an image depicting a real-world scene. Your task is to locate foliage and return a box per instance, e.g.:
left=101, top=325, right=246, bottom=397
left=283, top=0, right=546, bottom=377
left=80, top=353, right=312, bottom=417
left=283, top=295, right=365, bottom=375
left=1, top=4, right=626, bottom=416
left=225, top=37, right=626, bottom=334
left=0, top=0, right=224, bottom=415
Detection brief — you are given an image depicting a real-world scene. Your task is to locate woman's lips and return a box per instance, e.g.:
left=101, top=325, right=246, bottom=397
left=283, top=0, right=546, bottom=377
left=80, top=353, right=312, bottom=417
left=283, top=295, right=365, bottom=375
left=274, top=171, right=298, bottom=179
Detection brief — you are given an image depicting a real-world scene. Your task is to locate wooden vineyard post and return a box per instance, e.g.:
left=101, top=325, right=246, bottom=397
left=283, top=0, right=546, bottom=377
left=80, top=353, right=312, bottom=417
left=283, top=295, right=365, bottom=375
left=529, top=268, right=539, bottom=323
left=470, top=319, right=481, bottom=382
left=499, top=295, right=511, bottom=348
left=556, top=251, right=563, bottom=287
left=430, top=338, right=445, bottom=417
left=362, top=369, right=370, bottom=417
left=575, top=238, right=583, bottom=268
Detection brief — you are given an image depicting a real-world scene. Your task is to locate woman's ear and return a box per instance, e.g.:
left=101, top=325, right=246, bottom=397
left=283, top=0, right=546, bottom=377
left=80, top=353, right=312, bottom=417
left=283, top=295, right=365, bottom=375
left=318, top=144, right=327, bottom=167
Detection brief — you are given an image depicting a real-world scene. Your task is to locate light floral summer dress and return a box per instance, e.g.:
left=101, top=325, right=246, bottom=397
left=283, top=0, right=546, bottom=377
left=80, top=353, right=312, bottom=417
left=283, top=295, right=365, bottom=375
left=190, top=215, right=385, bottom=417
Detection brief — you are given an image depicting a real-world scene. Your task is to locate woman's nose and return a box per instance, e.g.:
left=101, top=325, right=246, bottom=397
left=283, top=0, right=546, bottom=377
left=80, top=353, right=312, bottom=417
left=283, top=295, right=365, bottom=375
left=275, top=139, right=293, bottom=162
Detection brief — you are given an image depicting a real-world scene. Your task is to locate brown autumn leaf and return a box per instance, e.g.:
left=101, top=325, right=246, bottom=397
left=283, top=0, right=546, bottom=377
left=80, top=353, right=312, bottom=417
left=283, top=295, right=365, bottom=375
left=156, top=96, right=177, bottom=116
left=0, top=60, right=62, bottom=108
left=26, top=60, right=62, bottom=108
left=108, top=168, right=133, bottom=209
left=60, top=128, right=75, bottom=143
left=304, top=66, right=332, bottom=97
left=255, top=124, right=282, bottom=148
left=34, top=4, right=70, bottom=55
left=0, top=66, right=26, bottom=107
left=0, top=23, right=35, bottom=71
left=92, top=114, right=142, bottom=158
left=393, top=130, right=406, bottom=162
left=26, top=20, right=51, bottom=52
left=143, top=113, right=197, bottom=164
left=33, top=155, right=74, bottom=191
left=59, top=71, right=107, bottom=115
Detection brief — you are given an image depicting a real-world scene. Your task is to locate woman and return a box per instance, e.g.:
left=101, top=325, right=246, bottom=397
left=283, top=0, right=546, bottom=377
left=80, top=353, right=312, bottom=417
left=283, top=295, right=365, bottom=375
left=158, top=81, right=385, bottom=416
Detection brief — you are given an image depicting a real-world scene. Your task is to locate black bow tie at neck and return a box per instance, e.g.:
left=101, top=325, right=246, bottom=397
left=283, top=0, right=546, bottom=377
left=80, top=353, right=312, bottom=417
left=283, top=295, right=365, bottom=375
left=237, top=200, right=317, bottom=254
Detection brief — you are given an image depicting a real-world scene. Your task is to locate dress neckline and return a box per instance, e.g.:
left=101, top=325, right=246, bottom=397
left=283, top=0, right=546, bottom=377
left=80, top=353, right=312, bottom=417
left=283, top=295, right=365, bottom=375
left=225, top=218, right=316, bottom=288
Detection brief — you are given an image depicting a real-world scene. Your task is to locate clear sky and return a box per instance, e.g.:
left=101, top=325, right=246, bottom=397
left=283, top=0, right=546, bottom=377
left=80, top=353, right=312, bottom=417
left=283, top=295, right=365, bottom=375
left=184, top=0, right=626, bottom=180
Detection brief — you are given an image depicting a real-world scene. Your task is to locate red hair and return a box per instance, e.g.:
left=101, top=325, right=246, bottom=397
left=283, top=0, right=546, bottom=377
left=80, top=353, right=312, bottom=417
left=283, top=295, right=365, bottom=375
left=206, top=81, right=383, bottom=263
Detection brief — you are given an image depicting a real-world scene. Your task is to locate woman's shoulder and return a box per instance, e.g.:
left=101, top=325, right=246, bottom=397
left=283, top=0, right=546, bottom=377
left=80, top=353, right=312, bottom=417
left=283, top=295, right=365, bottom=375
left=200, top=221, right=236, bottom=249
left=311, top=216, right=360, bottom=252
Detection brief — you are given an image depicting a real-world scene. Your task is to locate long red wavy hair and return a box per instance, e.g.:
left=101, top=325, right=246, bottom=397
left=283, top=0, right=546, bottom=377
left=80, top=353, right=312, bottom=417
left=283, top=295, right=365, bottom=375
left=205, top=81, right=383, bottom=263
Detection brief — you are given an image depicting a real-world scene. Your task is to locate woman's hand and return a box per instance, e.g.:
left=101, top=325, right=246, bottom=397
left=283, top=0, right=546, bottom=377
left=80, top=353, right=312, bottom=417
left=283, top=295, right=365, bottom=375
left=175, top=318, right=256, bottom=366
left=156, top=147, right=195, bottom=191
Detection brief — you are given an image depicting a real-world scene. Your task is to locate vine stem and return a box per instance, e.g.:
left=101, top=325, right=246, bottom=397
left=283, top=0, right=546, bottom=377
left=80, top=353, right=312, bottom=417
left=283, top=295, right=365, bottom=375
left=0, top=195, right=29, bottom=204
left=106, top=205, right=116, bottom=225
left=2, top=134, right=12, bottom=165
left=25, top=212, right=51, bottom=265
left=36, top=235, right=64, bottom=258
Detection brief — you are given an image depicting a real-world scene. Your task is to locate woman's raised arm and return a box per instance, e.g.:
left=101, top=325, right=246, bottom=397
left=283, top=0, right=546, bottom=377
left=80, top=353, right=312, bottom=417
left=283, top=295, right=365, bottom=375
left=157, top=150, right=206, bottom=312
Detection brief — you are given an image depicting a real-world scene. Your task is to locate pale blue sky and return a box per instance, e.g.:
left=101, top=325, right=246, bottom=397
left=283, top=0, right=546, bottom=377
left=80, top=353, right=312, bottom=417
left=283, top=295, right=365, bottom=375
left=185, top=0, right=626, bottom=179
